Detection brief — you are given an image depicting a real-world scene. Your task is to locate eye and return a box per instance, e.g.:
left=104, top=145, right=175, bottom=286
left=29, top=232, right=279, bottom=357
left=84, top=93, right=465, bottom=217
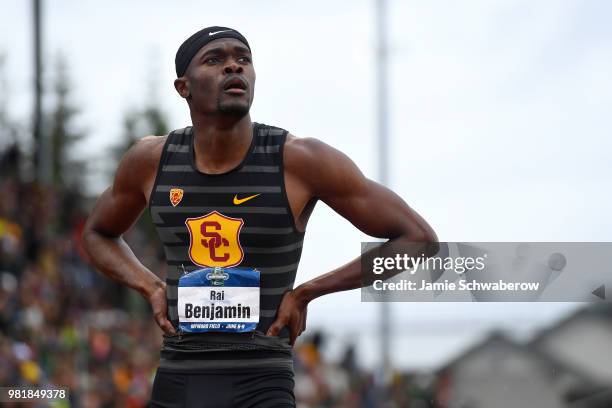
left=204, top=56, right=221, bottom=64
left=237, top=56, right=252, bottom=63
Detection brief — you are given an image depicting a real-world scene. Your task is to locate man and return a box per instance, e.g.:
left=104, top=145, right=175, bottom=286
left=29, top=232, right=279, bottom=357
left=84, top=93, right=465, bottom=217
left=82, top=26, right=437, bottom=408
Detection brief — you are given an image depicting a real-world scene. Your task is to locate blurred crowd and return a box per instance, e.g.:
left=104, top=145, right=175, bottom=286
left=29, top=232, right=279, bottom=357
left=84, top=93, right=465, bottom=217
left=0, top=145, right=165, bottom=407
left=0, top=146, right=434, bottom=407
left=293, top=331, right=434, bottom=407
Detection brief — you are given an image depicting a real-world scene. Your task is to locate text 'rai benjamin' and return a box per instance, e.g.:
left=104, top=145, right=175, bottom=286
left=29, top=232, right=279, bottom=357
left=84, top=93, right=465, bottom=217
left=183, top=290, right=252, bottom=320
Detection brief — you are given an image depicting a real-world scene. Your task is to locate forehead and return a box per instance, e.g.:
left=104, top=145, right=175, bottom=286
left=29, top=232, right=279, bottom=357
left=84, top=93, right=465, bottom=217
left=197, top=38, right=251, bottom=56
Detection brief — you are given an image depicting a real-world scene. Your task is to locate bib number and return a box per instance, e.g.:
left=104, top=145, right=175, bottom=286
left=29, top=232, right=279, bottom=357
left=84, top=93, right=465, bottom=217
left=178, top=267, right=260, bottom=333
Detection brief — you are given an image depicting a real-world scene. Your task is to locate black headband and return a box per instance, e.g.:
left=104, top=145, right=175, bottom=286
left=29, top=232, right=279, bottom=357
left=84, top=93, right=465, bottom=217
left=175, top=26, right=251, bottom=77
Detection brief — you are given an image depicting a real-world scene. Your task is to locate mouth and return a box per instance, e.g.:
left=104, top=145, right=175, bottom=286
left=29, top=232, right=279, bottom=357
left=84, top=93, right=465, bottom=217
left=222, top=77, right=248, bottom=95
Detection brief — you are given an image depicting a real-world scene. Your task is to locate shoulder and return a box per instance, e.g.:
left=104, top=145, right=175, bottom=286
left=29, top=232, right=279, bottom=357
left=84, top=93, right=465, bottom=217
left=114, top=134, right=168, bottom=191
left=284, top=132, right=366, bottom=194
left=284, top=133, right=347, bottom=168
left=121, top=135, right=167, bottom=167
left=132, top=134, right=168, bottom=160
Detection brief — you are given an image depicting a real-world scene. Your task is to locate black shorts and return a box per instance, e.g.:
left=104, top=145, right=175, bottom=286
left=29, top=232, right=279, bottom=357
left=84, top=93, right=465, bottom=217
left=149, top=367, right=296, bottom=408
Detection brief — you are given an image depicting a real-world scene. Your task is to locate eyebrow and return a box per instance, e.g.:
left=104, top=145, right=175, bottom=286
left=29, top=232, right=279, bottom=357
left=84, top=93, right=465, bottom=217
left=201, top=45, right=252, bottom=59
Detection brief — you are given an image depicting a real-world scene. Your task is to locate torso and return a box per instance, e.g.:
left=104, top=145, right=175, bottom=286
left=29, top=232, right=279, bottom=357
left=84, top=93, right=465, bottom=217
left=142, top=132, right=316, bottom=233
left=148, top=124, right=307, bottom=368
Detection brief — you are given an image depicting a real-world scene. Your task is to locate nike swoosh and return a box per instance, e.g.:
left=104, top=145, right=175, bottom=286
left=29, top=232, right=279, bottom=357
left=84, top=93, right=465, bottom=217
left=233, top=193, right=261, bottom=205
left=209, top=30, right=232, bottom=36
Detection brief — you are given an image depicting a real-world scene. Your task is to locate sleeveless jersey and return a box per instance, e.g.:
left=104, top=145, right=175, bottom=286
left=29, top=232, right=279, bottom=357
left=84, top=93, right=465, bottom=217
left=148, top=122, right=306, bottom=372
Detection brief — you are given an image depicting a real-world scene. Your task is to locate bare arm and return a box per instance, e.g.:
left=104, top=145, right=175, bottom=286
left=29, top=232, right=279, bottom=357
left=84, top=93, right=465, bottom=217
left=268, top=136, right=438, bottom=342
left=82, top=136, right=175, bottom=335
left=293, top=137, right=438, bottom=301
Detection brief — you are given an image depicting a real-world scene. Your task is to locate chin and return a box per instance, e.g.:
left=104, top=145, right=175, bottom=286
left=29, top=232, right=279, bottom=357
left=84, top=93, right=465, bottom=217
left=218, top=101, right=251, bottom=117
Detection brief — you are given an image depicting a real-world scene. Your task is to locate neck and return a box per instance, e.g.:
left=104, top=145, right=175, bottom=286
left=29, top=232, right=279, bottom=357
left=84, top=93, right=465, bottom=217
left=190, top=112, right=253, bottom=173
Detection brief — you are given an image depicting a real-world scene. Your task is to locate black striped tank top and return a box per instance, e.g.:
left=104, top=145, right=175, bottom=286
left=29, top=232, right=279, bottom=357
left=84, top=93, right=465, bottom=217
left=148, top=122, right=305, bottom=372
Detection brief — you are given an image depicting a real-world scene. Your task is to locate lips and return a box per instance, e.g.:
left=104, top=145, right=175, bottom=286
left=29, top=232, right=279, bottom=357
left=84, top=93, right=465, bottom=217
left=222, top=77, right=248, bottom=93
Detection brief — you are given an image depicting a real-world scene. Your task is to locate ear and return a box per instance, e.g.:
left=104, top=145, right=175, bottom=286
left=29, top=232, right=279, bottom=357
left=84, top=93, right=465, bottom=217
left=174, top=77, right=190, bottom=99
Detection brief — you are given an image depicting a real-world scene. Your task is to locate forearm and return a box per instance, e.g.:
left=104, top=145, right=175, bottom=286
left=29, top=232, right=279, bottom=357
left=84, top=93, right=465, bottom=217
left=82, top=229, right=162, bottom=299
left=295, top=256, right=361, bottom=303
left=295, top=236, right=438, bottom=303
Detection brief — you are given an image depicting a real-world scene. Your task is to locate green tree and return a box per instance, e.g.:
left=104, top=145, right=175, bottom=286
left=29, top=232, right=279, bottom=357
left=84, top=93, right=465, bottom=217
left=0, top=53, right=22, bottom=179
left=47, top=55, right=87, bottom=190
left=110, top=104, right=169, bottom=170
left=110, top=51, right=169, bottom=173
left=108, top=95, right=170, bottom=250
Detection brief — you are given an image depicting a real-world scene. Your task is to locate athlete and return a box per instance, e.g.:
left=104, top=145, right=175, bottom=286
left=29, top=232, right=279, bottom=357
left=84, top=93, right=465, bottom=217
left=82, top=27, right=437, bottom=407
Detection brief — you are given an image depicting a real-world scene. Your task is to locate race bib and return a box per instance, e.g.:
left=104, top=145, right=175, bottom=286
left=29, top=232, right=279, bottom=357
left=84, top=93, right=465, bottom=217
left=178, top=267, right=260, bottom=333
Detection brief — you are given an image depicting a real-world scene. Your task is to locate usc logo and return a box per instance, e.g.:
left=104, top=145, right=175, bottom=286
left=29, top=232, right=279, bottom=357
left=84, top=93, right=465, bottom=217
left=185, top=211, right=244, bottom=268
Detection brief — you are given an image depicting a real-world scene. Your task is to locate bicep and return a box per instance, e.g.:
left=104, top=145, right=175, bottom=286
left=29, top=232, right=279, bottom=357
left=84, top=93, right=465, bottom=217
left=85, top=145, right=150, bottom=238
left=324, top=179, right=422, bottom=239
left=307, top=141, right=435, bottom=241
left=86, top=184, right=146, bottom=238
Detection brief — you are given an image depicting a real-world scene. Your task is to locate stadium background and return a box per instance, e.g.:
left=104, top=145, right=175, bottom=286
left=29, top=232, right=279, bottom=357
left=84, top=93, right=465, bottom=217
left=1, top=1, right=611, bottom=407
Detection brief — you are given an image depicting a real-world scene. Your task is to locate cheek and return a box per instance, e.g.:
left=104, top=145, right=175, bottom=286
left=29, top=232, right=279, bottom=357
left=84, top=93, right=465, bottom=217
left=199, top=77, right=217, bottom=93
left=191, top=72, right=218, bottom=94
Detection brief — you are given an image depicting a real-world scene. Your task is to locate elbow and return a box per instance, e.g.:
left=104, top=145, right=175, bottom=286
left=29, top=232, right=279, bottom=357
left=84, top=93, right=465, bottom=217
left=81, top=220, right=122, bottom=255
left=80, top=218, right=107, bottom=259
left=424, top=233, right=440, bottom=258
left=401, top=223, right=439, bottom=257
left=405, top=223, right=438, bottom=244
left=423, top=226, right=438, bottom=245
left=80, top=225, right=97, bottom=258
left=419, top=225, right=439, bottom=257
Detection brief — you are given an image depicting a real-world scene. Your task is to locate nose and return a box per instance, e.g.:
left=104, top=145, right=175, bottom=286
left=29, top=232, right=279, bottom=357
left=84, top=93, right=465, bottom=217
left=223, top=60, right=243, bottom=74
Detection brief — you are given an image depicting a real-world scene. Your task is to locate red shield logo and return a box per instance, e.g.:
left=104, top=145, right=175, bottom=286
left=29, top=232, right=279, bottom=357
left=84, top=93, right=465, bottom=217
left=169, top=188, right=184, bottom=207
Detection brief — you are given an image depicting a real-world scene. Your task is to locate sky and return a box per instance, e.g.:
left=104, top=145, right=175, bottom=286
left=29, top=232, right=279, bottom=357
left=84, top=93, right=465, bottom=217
left=1, top=0, right=611, bottom=370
